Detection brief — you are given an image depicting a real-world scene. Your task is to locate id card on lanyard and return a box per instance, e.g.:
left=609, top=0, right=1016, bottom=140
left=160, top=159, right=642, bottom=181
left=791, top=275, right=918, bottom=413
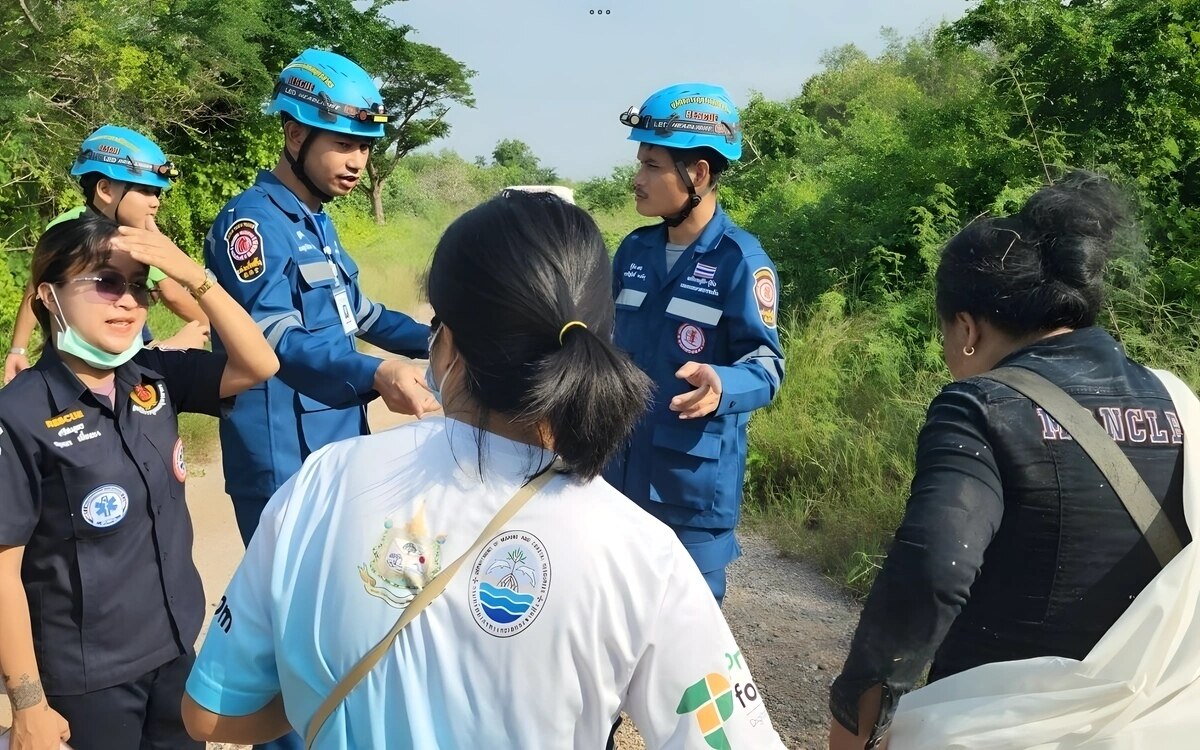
left=312, top=212, right=359, bottom=337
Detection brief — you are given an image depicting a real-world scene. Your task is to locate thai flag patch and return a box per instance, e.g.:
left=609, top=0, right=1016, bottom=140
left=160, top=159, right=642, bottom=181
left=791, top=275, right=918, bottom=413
left=693, top=262, right=717, bottom=280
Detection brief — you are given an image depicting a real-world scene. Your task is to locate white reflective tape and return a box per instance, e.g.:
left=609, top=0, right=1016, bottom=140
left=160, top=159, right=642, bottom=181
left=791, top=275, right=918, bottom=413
left=359, top=302, right=384, bottom=331
left=615, top=289, right=647, bottom=308
left=255, top=311, right=299, bottom=335
left=298, top=261, right=335, bottom=285
left=734, top=345, right=777, bottom=364
left=666, top=297, right=723, bottom=326
left=265, top=318, right=302, bottom=348
left=355, top=293, right=372, bottom=321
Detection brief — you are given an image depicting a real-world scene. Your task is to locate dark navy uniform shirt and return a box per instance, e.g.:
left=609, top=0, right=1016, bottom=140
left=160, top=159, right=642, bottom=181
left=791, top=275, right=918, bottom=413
left=0, top=346, right=228, bottom=695
left=831, top=327, right=1188, bottom=734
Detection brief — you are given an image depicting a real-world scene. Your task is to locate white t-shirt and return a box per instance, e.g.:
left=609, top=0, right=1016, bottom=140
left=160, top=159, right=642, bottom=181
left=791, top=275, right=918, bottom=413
left=187, top=417, right=784, bottom=749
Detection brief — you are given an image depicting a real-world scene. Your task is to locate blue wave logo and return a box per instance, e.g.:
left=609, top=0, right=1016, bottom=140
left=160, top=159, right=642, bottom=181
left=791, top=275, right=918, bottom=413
left=479, top=582, right=535, bottom=624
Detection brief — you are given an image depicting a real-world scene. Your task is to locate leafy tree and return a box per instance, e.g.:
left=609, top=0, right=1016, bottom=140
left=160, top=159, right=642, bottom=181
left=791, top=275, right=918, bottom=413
left=576, top=164, right=636, bottom=213
left=491, top=138, right=558, bottom=184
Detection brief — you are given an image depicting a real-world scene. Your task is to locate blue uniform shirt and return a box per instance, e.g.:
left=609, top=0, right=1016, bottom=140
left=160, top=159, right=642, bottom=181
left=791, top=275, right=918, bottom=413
left=204, top=171, right=429, bottom=500
left=604, top=206, right=784, bottom=572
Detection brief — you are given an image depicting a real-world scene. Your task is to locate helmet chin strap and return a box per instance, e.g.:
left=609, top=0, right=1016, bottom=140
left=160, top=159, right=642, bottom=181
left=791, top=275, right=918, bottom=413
left=88, top=182, right=129, bottom=222
left=663, top=160, right=705, bottom=228
left=285, top=128, right=334, bottom=205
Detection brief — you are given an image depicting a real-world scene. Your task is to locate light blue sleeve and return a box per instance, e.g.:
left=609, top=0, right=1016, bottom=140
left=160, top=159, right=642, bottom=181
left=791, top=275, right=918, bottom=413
left=186, top=474, right=297, bottom=715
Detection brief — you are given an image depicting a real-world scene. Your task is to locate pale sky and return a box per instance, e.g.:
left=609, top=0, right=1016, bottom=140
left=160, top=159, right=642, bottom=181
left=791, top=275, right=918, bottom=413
left=385, top=0, right=977, bottom=180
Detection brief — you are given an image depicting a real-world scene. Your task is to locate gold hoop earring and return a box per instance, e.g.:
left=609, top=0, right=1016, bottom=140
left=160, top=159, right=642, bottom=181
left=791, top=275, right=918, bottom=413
left=963, top=346, right=975, bottom=356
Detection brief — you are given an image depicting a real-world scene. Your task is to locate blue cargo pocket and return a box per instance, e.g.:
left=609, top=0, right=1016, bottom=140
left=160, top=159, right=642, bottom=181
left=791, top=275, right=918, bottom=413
left=648, top=426, right=721, bottom=512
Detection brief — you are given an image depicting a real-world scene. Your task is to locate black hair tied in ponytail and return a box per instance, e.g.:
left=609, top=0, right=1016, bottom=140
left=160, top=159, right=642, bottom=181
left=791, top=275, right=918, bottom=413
left=426, top=190, right=652, bottom=479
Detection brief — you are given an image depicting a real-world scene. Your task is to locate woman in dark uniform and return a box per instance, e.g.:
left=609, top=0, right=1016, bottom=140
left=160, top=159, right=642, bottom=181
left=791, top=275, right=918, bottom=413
left=828, top=172, right=1190, bottom=749
left=0, top=213, right=278, bottom=750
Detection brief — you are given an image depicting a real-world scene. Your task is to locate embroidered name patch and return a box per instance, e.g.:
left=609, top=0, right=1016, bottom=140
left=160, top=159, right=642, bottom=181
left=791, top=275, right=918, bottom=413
left=226, top=219, right=265, bottom=283
left=469, top=530, right=551, bottom=637
left=45, top=410, right=84, bottom=429
left=753, top=267, right=777, bottom=329
left=82, top=484, right=130, bottom=528
left=677, top=322, right=707, bottom=355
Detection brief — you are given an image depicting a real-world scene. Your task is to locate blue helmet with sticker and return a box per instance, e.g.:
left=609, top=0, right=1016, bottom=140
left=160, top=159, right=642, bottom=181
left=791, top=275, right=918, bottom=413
left=619, top=83, right=742, bottom=161
left=267, top=48, right=394, bottom=139
left=71, top=125, right=177, bottom=190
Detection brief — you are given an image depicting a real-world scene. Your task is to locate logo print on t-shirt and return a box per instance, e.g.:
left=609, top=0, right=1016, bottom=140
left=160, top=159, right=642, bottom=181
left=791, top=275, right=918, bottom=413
left=677, top=673, right=736, bottom=750
left=469, top=530, right=551, bottom=637
left=359, top=500, right=447, bottom=609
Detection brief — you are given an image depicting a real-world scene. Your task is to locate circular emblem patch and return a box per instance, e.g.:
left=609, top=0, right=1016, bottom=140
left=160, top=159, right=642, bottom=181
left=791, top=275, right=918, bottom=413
left=172, top=438, right=187, bottom=482
left=677, top=323, right=706, bottom=355
left=130, top=382, right=166, bottom=416
left=469, top=530, right=551, bottom=637
left=81, top=484, right=129, bottom=528
left=228, top=224, right=260, bottom=262
left=752, top=267, right=778, bottom=329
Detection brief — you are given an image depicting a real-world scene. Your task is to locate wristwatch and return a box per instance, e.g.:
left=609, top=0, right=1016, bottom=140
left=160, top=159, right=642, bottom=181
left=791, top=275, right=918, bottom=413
left=189, top=268, right=217, bottom=300
left=7, top=347, right=26, bottom=356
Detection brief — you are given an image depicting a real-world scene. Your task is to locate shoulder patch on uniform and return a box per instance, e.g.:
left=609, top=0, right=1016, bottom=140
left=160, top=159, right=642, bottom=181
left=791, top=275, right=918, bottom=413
left=752, top=266, right=777, bottom=329
left=225, top=218, right=265, bottom=283
left=172, top=438, right=187, bottom=482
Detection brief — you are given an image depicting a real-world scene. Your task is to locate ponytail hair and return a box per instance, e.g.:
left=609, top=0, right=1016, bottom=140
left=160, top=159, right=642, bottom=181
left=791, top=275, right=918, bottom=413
left=426, top=190, right=652, bottom=478
left=935, top=170, right=1132, bottom=335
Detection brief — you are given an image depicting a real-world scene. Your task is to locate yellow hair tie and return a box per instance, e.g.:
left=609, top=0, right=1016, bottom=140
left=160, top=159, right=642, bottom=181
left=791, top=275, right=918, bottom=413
left=558, top=320, right=588, bottom=345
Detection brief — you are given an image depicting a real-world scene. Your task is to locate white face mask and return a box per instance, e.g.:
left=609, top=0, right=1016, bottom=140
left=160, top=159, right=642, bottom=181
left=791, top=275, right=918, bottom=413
left=424, top=324, right=458, bottom=405
left=48, top=285, right=143, bottom=370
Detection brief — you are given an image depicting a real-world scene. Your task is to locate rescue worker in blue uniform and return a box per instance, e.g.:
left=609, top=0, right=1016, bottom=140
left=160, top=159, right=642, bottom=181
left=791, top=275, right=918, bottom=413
left=605, top=84, right=785, bottom=603
left=0, top=212, right=278, bottom=750
left=205, top=49, right=436, bottom=548
left=202, top=50, right=435, bottom=750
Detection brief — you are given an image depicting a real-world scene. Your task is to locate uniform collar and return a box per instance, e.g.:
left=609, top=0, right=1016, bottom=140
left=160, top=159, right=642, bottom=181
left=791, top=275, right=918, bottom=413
left=254, top=169, right=326, bottom=224
left=638, top=204, right=733, bottom=255
left=35, top=346, right=164, bottom=414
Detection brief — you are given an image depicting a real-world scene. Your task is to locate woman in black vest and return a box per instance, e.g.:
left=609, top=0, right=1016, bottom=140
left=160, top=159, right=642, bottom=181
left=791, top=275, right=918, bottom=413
left=829, top=172, right=1189, bottom=749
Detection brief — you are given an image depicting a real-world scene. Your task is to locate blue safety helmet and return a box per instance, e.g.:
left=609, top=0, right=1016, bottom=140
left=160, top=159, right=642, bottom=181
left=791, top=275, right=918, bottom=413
left=267, top=48, right=394, bottom=139
left=619, top=83, right=742, bottom=161
left=71, top=125, right=177, bottom=190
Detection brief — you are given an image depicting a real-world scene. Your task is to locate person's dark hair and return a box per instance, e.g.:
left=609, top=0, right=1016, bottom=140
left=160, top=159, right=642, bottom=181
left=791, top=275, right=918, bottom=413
left=30, top=213, right=121, bottom=334
left=665, top=145, right=729, bottom=188
left=426, top=190, right=653, bottom=479
left=935, top=170, right=1132, bottom=335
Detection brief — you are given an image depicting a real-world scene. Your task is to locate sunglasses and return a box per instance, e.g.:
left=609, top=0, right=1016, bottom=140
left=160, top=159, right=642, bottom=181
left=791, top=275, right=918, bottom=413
left=62, top=272, right=153, bottom=307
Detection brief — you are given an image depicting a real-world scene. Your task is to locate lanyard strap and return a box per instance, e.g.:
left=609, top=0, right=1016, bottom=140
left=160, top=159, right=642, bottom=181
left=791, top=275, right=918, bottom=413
left=304, top=466, right=559, bottom=749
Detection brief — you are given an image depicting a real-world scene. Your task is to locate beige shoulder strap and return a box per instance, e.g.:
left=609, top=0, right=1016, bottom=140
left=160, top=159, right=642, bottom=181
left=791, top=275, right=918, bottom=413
left=304, top=467, right=559, bottom=749
left=985, top=366, right=1183, bottom=567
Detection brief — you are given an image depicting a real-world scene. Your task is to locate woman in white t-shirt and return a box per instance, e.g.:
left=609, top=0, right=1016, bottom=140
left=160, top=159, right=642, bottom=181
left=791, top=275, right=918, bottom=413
left=180, top=190, right=786, bottom=749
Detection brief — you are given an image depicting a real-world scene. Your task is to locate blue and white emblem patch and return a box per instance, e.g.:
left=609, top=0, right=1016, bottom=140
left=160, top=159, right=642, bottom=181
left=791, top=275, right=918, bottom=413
left=468, top=530, right=551, bottom=637
left=81, top=484, right=129, bottom=528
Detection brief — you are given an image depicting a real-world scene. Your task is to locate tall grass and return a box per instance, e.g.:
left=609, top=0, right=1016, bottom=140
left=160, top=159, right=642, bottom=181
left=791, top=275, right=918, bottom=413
left=743, top=291, right=945, bottom=594
left=743, top=288, right=1200, bottom=597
